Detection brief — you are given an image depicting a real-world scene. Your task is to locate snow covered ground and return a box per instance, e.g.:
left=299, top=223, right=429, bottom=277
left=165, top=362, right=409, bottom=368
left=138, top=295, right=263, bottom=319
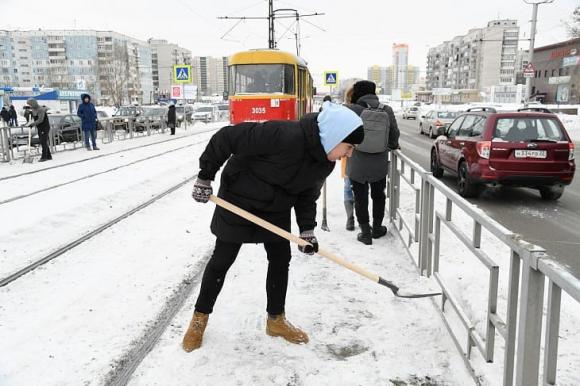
left=0, top=126, right=221, bottom=280
left=394, top=162, right=580, bottom=385
left=129, top=168, right=475, bottom=386
left=0, top=135, right=478, bottom=385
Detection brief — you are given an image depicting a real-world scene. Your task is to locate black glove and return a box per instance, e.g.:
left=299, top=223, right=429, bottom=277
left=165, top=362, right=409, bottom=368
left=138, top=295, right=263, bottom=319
left=192, top=178, right=212, bottom=203
left=298, top=230, right=318, bottom=255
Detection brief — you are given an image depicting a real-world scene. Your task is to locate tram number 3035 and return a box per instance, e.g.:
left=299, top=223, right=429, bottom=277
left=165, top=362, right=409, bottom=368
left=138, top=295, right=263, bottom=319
left=251, top=107, right=267, bottom=114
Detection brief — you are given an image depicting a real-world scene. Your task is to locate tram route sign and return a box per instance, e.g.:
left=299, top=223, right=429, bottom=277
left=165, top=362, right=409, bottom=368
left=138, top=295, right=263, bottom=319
left=324, top=71, right=339, bottom=86
left=173, top=65, right=192, bottom=84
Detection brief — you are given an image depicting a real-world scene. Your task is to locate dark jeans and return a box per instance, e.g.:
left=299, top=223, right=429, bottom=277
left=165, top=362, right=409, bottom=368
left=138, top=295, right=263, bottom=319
left=195, top=239, right=292, bottom=316
left=351, top=178, right=387, bottom=226
left=39, top=129, right=52, bottom=160
left=83, top=128, right=97, bottom=149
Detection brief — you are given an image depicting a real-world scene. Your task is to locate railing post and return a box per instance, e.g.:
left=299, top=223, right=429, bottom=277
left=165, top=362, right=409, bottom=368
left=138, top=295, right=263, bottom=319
left=418, top=174, right=433, bottom=276
left=543, top=280, right=561, bottom=386
left=515, top=251, right=545, bottom=386
left=129, top=117, right=134, bottom=139
left=485, top=265, right=499, bottom=362
left=503, top=250, right=521, bottom=386
left=388, top=152, right=398, bottom=223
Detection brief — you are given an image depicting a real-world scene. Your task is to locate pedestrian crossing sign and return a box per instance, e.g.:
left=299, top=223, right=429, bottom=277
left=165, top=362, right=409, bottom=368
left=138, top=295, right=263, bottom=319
left=324, top=71, right=338, bottom=86
left=173, top=65, right=192, bottom=84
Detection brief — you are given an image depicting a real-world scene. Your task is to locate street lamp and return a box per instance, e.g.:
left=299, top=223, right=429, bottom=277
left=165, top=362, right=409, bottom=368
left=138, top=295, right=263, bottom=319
left=523, top=0, right=555, bottom=104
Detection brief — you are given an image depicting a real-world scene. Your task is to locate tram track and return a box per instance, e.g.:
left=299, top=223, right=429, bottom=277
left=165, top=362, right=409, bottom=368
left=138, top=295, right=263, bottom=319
left=0, top=138, right=209, bottom=205
left=0, top=173, right=198, bottom=288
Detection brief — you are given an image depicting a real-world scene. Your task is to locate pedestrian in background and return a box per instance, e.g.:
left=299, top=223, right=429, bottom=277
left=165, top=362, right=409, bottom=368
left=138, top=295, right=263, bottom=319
left=346, top=80, right=400, bottom=245
left=341, top=86, right=356, bottom=231
left=9, top=105, right=18, bottom=127
left=318, top=95, right=332, bottom=112
left=167, top=104, right=177, bottom=135
left=23, top=105, right=33, bottom=123
left=0, top=107, right=10, bottom=127
left=26, top=98, right=52, bottom=162
left=77, top=94, right=99, bottom=151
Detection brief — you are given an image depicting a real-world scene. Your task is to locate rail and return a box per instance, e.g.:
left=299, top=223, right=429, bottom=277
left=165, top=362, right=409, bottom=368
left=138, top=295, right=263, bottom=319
left=387, top=149, right=579, bottom=386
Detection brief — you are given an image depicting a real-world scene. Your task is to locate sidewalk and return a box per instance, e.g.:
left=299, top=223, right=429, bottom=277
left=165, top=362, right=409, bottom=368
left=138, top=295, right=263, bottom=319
left=0, top=121, right=224, bottom=179
left=129, top=168, right=476, bottom=386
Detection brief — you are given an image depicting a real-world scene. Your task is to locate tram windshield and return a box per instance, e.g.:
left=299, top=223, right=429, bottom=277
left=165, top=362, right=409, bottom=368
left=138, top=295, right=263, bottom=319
left=229, top=64, right=295, bottom=95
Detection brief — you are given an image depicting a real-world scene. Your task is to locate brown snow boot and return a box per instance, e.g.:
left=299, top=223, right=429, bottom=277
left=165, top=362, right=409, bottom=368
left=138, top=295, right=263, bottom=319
left=266, top=313, right=309, bottom=344
left=182, top=311, right=209, bottom=352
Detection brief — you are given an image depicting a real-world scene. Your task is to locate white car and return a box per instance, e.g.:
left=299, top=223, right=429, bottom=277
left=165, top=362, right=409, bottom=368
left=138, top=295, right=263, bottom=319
left=193, top=106, right=218, bottom=123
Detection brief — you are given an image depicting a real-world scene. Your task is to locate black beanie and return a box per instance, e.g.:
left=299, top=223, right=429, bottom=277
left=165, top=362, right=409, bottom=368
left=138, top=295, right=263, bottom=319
left=351, top=80, right=376, bottom=104
left=342, top=125, right=365, bottom=145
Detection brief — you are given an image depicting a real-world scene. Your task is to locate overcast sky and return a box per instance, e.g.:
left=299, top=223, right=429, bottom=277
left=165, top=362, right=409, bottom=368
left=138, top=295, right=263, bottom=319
left=3, top=0, right=577, bottom=88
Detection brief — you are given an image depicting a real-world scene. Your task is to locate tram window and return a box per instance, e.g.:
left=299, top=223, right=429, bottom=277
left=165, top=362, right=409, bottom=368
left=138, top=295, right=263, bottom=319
left=230, top=64, right=295, bottom=95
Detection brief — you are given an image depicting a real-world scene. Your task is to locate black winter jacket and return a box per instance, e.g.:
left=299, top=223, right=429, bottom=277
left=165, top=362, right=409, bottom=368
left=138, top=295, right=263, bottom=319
left=346, top=94, right=400, bottom=183
left=167, top=106, right=177, bottom=125
left=198, top=113, right=335, bottom=243
left=0, top=109, right=10, bottom=123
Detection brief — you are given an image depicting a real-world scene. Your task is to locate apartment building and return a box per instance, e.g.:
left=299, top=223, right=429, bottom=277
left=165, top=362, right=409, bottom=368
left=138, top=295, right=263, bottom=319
left=148, top=38, right=192, bottom=98
left=191, top=56, right=228, bottom=97
left=0, top=29, right=154, bottom=105
left=426, top=19, right=520, bottom=92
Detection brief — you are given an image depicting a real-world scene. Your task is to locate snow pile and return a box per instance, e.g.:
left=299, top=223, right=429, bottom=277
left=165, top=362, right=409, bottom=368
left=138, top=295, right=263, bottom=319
left=558, top=113, right=580, bottom=142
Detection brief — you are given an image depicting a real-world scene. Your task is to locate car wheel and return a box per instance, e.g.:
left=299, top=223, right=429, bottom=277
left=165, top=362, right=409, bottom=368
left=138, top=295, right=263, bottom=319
left=431, top=149, right=444, bottom=178
left=539, top=186, right=564, bottom=201
left=428, top=126, right=433, bottom=138
left=419, top=123, right=423, bottom=134
left=457, top=161, right=481, bottom=198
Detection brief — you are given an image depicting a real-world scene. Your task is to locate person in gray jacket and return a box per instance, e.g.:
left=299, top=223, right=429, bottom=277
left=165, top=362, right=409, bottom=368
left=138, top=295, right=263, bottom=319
left=346, top=80, right=399, bottom=245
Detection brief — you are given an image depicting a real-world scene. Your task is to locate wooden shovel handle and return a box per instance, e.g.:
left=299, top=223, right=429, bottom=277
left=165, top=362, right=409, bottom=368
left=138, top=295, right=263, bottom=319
left=209, top=195, right=380, bottom=284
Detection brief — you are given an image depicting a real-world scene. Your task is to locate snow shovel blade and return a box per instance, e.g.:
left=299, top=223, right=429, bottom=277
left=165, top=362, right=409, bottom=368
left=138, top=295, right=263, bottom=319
left=378, top=277, right=442, bottom=299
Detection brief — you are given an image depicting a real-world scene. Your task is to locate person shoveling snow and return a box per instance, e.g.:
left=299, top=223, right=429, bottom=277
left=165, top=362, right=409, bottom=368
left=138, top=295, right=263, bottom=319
left=184, top=102, right=364, bottom=352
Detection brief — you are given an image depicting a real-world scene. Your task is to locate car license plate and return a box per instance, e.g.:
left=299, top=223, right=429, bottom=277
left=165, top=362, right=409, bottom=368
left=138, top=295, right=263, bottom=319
left=514, top=150, right=547, bottom=159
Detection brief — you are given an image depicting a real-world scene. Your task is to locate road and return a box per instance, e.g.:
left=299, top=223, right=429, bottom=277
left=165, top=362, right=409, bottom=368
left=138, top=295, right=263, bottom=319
left=395, top=117, right=580, bottom=277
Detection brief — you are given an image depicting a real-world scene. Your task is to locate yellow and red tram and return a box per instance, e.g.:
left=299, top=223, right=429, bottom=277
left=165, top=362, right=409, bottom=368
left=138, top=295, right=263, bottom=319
left=228, top=49, right=314, bottom=124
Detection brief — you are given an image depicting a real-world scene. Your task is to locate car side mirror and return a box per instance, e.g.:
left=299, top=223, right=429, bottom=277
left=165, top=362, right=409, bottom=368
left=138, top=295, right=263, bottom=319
left=437, top=126, right=446, bottom=136
left=421, top=115, right=426, bottom=119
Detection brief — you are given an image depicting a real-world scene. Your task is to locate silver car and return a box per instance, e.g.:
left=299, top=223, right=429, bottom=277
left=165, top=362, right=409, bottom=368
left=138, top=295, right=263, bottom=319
left=403, top=106, right=419, bottom=120
left=419, top=110, right=459, bottom=138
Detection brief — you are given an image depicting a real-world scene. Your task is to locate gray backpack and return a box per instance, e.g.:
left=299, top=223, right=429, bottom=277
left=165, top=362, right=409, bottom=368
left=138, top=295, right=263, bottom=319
left=356, top=103, right=390, bottom=154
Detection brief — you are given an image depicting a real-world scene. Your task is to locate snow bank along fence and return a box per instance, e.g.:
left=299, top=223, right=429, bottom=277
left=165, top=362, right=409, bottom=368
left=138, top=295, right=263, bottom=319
left=386, top=149, right=579, bottom=386
left=0, top=116, right=169, bottom=162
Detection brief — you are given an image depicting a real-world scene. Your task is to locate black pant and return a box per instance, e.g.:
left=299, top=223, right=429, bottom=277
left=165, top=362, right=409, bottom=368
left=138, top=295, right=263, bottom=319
left=351, top=178, right=386, bottom=225
left=195, top=239, right=292, bottom=315
left=39, top=129, right=52, bottom=160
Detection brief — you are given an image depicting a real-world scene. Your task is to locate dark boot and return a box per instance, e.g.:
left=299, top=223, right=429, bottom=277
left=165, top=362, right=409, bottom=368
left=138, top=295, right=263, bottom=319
left=372, top=222, right=387, bottom=239
left=357, top=223, right=372, bottom=245
left=344, top=200, right=355, bottom=231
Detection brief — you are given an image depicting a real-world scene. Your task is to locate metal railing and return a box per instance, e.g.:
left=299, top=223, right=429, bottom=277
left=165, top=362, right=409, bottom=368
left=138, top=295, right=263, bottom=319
left=0, top=116, right=170, bottom=162
left=387, top=149, right=580, bottom=386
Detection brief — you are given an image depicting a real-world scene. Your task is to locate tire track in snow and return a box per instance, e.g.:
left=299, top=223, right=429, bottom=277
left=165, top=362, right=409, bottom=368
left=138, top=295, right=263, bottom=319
left=102, top=250, right=212, bottom=386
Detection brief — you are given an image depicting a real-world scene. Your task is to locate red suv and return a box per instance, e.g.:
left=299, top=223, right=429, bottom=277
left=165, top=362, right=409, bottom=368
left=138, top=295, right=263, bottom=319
left=430, top=107, right=576, bottom=200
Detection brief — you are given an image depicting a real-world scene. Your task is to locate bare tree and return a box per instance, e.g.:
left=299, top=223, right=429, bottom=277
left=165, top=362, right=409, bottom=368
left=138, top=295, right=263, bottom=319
left=567, top=6, right=580, bottom=38
left=101, top=42, right=130, bottom=107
